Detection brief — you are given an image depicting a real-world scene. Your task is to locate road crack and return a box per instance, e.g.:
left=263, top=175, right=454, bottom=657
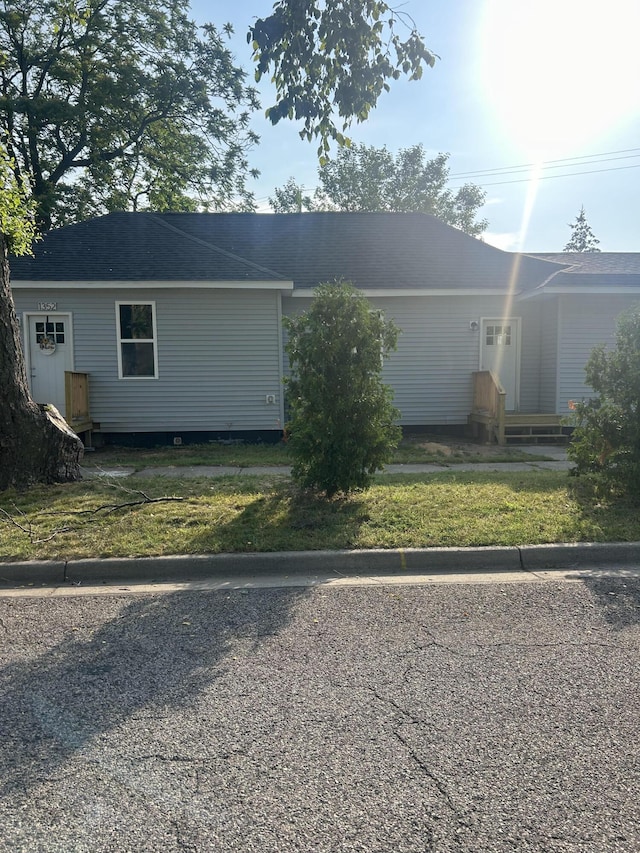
left=136, top=753, right=203, bottom=763
left=367, top=687, right=461, bottom=817
left=392, top=727, right=458, bottom=812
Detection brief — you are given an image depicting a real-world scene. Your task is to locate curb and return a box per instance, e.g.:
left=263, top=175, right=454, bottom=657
left=520, top=541, right=640, bottom=570
left=0, top=542, right=638, bottom=587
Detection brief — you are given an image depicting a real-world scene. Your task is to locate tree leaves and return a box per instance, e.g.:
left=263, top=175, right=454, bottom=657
left=250, top=1, right=436, bottom=153
left=270, top=144, right=488, bottom=237
left=564, top=206, right=601, bottom=252
left=0, top=2, right=438, bottom=228
left=568, top=306, right=640, bottom=497
left=0, top=0, right=260, bottom=227
left=0, top=146, right=37, bottom=256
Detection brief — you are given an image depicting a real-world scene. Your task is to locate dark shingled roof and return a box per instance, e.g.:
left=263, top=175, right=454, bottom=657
left=10, top=212, right=286, bottom=282
left=528, top=252, right=640, bottom=273
left=526, top=252, right=640, bottom=290
left=10, top=211, right=567, bottom=291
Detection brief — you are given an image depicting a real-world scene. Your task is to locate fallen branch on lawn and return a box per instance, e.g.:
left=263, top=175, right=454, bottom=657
left=0, top=483, right=186, bottom=544
left=0, top=506, right=74, bottom=543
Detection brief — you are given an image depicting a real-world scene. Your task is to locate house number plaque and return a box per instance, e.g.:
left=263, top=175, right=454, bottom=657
left=38, top=301, right=57, bottom=311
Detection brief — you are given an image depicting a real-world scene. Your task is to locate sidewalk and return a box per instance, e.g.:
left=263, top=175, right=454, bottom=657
left=81, top=445, right=574, bottom=480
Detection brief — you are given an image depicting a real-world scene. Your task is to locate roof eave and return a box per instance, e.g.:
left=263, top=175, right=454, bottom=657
left=10, top=279, right=295, bottom=291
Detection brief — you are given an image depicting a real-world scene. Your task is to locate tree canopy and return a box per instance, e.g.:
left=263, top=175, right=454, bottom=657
left=564, top=206, right=601, bottom=252
left=269, top=144, right=488, bottom=237
left=0, top=145, right=36, bottom=256
left=250, top=1, right=436, bottom=158
left=269, top=177, right=316, bottom=213
left=0, top=0, right=261, bottom=229
left=0, top=0, right=435, bottom=230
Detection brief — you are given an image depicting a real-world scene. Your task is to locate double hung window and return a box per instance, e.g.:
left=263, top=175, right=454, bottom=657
left=116, top=302, right=158, bottom=378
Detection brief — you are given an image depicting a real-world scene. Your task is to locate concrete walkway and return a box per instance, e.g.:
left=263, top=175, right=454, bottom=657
left=81, top=445, right=573, bottom=480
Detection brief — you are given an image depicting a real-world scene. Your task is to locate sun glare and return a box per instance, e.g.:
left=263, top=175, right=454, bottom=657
left=479, top=0, right=640, bottom=157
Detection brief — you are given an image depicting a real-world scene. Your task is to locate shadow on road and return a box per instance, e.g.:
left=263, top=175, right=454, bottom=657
left=0, top=585, right=306, bottom=798
left=580, top=573, right=640, bottom=629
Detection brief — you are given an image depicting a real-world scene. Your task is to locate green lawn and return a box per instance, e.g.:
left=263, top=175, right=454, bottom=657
left=1, top=470, right=637, bottom=562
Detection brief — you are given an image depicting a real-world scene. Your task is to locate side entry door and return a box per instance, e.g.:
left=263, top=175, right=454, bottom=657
left=480, top=318, right=520, bottom=411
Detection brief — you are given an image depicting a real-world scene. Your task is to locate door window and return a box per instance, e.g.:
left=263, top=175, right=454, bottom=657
left=485, top=324, right=511, bottom=346
left=35, top=319, right=65, bottom=344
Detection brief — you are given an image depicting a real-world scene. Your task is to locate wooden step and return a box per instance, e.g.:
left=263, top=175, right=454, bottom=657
left=504, top=414, right=563, bottom=426
left=469, top=410, right=568, bottom=445
left=503, top=422, right=567, bottom=444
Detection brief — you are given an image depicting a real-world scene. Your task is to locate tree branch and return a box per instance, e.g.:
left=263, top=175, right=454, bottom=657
left=0, top=484, right=186, bottom=545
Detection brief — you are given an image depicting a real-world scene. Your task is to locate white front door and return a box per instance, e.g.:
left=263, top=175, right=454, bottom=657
left=27, top=314, right=73, bottom=416
left=480, top=318, right=520, bottom=411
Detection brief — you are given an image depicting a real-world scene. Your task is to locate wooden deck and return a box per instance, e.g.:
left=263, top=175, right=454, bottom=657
left=468, top=371, right=567, bottom=445
left=500, top=413, right=567, bottom=444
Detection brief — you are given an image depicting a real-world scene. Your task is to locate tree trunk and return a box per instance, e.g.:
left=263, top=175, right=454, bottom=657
left=0, top=232, right=83, bottom=490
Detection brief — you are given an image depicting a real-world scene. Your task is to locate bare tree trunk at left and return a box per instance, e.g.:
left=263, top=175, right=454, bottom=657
left=0, top=232, right=83, bottom=490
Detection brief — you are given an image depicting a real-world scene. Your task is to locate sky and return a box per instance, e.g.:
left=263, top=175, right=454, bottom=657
left=189, top=0, right=640, bottom=253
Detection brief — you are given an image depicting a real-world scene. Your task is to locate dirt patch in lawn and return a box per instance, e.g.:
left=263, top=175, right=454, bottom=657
left=399, top=432, right=557, bottom=461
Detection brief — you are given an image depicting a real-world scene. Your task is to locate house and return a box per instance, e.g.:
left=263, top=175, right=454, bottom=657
left=9, top=211, right=640, bottom=445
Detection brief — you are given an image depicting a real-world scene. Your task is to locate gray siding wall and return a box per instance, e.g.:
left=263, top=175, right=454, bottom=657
left=14, top=287, right=284, bottom=433
left=557, top=293, right=639, bottom=415
left=283, top=294, right=526, bottom=426
left=375, top=295, right=501, bottom=424
left=539, top=297, right=559, bottom=412
left=518, top=300, right=543, bottom=413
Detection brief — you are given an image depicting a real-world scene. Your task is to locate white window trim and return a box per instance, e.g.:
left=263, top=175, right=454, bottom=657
left=115, top=301, right=159, bottom=379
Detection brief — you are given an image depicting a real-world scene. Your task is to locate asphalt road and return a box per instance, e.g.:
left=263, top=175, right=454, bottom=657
left=1, top=574, right=639, bottom=852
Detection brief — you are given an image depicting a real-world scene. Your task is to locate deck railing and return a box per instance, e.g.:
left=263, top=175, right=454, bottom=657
left=470, top=370, right=506, bottom=445
left=64, top=371, right=92, bottom=433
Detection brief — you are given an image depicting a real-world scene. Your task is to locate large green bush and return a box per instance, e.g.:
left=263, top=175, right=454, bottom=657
left=568, top=305, right=640, bottom=497
left=284, top=281, right=401, bottom=497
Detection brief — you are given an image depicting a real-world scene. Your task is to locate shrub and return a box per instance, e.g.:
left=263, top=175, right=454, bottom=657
left=568, top=305, right=640, bottom=497
left=284, top=281, right=401, bottom=497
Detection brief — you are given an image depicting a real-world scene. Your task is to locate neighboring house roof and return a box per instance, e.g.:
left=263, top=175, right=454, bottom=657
left=528, top=252, right=640, bottom=273
left=525, top=252, right=640, bottom=293
left=10, top=211, right=564, bottom=293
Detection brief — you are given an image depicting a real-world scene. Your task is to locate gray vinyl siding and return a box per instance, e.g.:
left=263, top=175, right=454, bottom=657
left=517, top=300, right=542, bottom=413
left=538, top=297, right=559, bottom=412
left=557, top=293, right=639, bottom=415
left=375, top=296, right=499, bottom=424
left=379, top=298, right=550, bottom=420
left=284, top=294, right=514, bottom=426
left=13, top=287, right=284, bottom=433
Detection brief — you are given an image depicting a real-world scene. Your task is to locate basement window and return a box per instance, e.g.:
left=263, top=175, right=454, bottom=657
left=116, top=302, right=158, bottom=378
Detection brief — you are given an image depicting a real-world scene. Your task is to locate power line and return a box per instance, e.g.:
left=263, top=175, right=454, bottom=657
left=449, top=147, right=640, bottom=179
left=449, top=162, right=640, bottom=190
left=254, top=147, right=640, bottom=201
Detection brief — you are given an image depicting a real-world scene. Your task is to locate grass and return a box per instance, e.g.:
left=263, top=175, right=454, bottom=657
left=83, top=435, right=554, bottom=471
left=1, top=470, right=638, bottom=563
